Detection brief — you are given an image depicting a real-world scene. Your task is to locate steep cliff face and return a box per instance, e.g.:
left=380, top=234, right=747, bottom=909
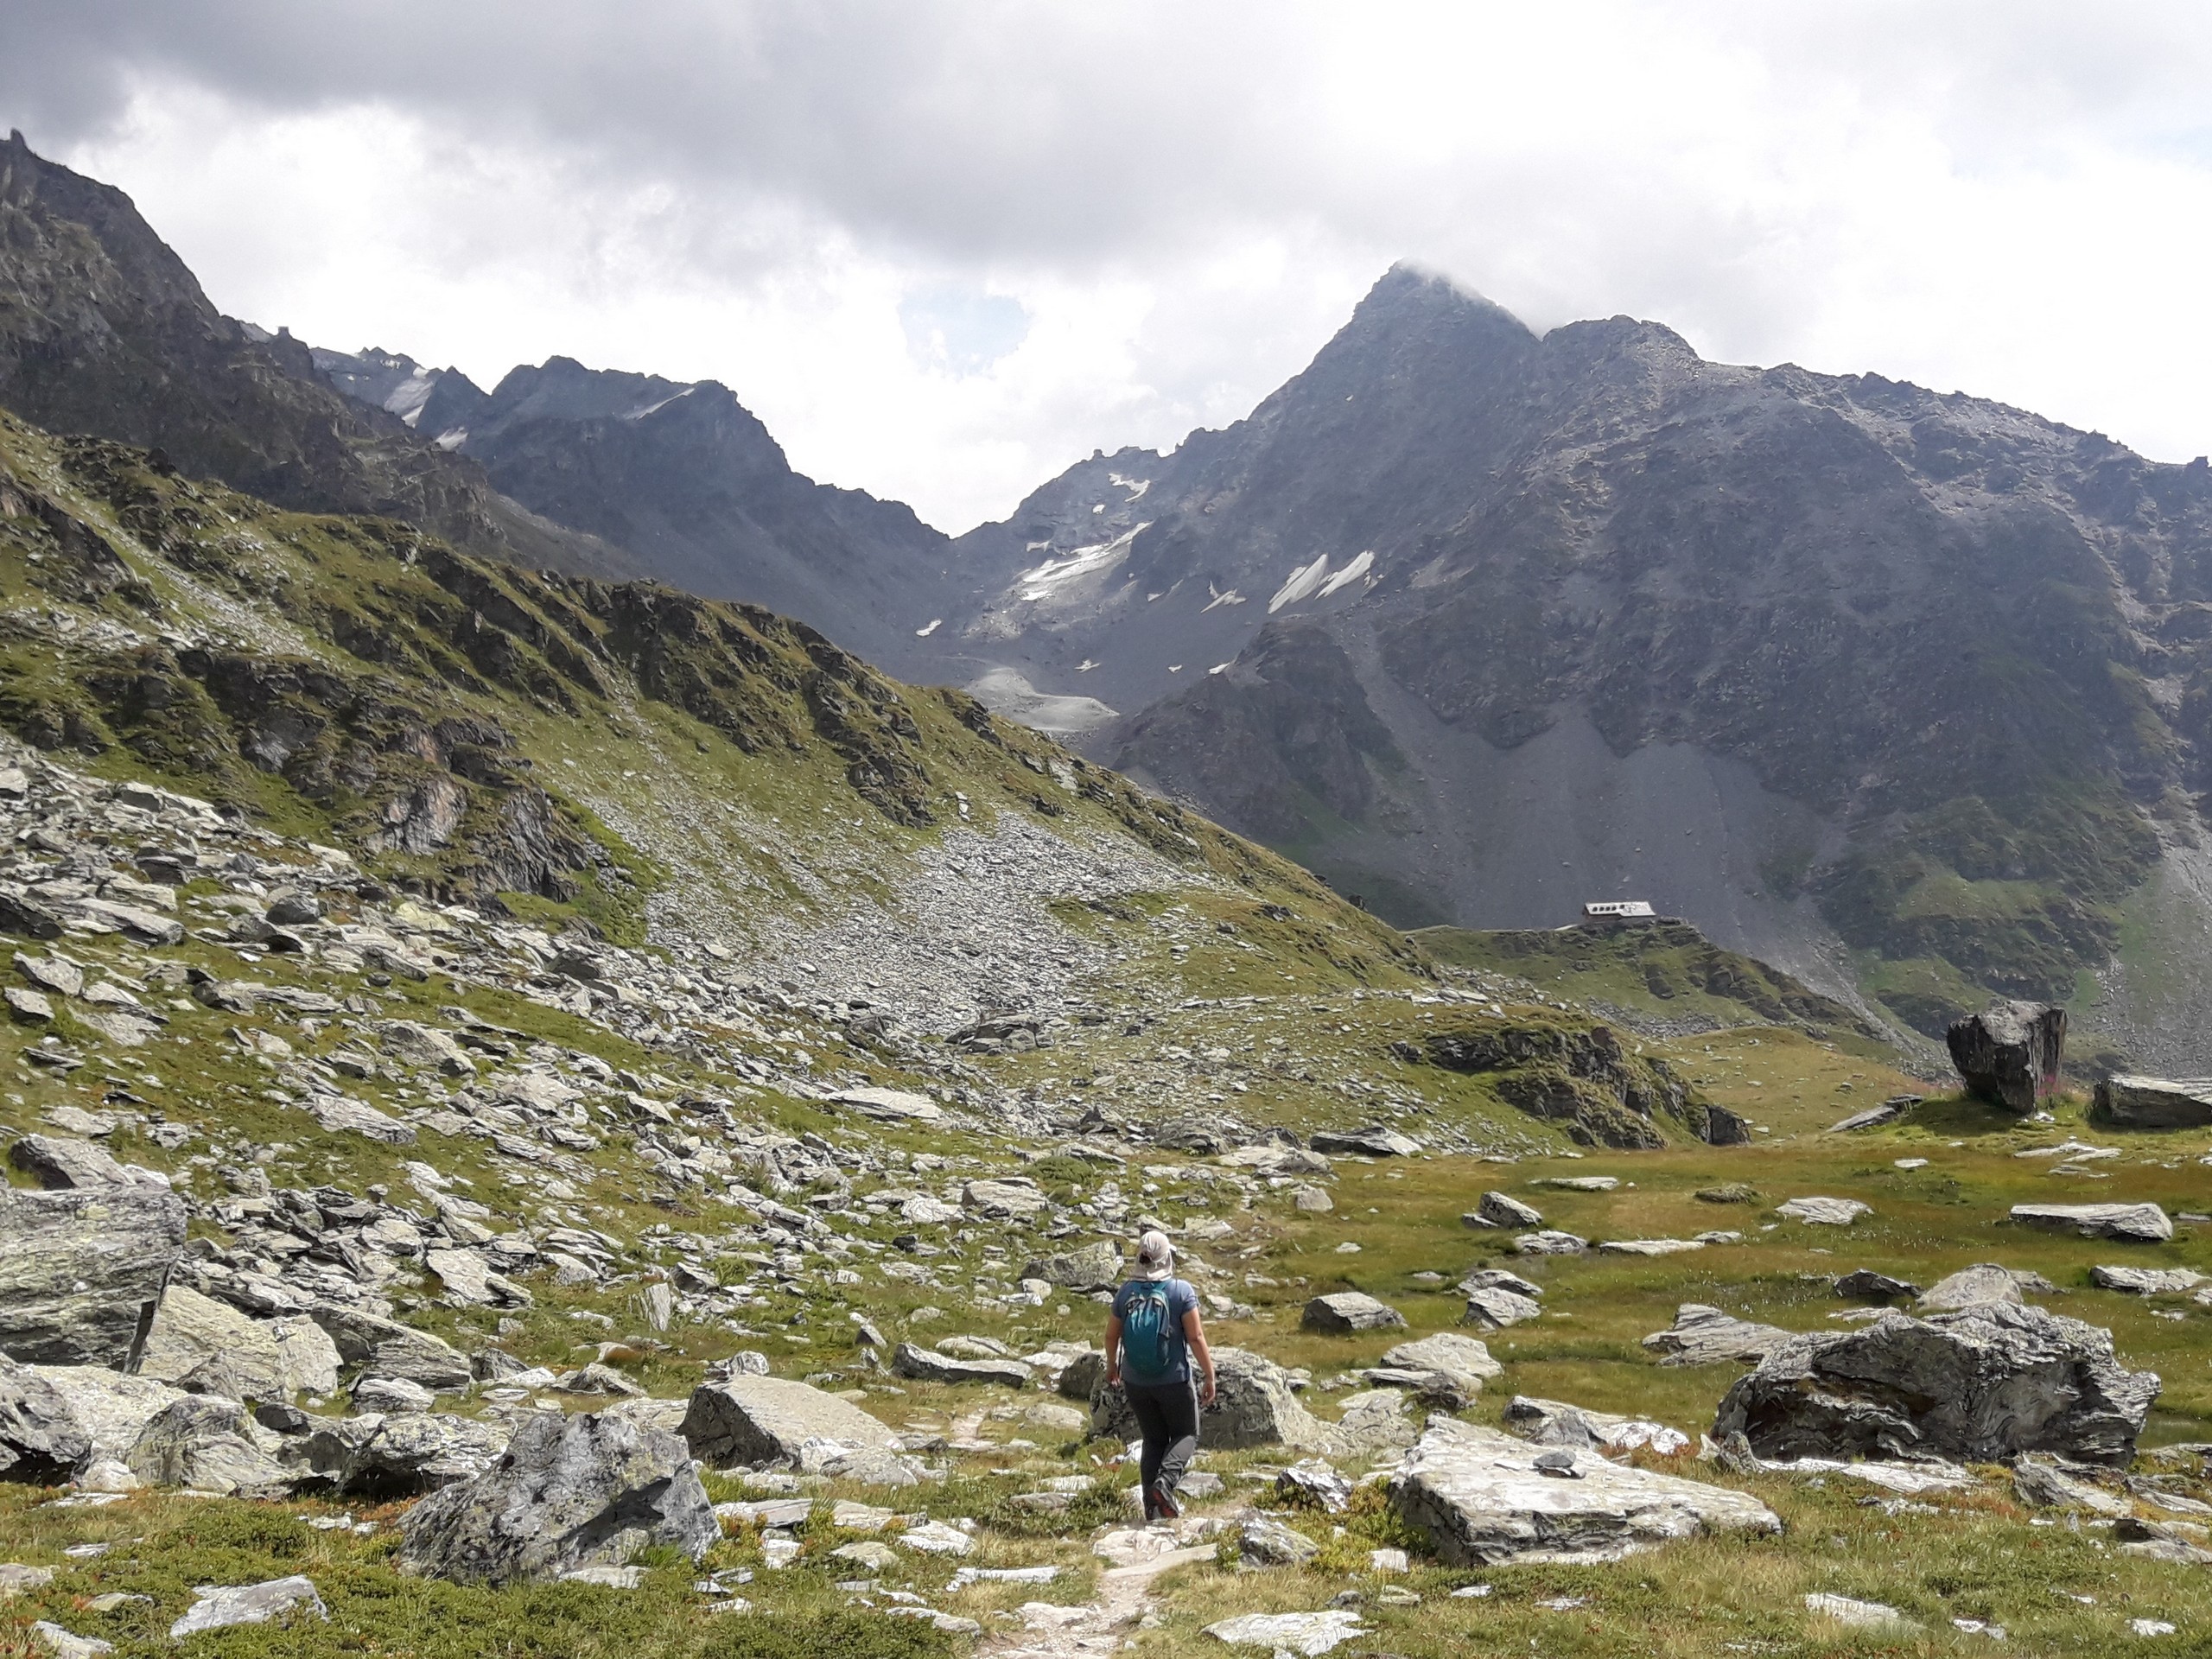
left=0, top=132, right=624, bottom=577
left=1070, top=268, right=2212, bottom=1060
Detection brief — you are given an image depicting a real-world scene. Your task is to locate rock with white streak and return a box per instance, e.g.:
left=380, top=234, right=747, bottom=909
left=168, top=1577, right=327, bottom=1639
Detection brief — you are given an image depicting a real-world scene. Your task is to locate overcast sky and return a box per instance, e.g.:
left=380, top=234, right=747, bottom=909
left=7, top=2, right=2212, bottom=533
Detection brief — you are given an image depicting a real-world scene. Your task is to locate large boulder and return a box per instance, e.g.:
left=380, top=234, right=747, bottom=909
left=305, top=1305, right=472, bottom=1389
left=1389, top=1417, right=1779, bottom=1564
left=679, top=1376, right=896, bottom=1466
left=2091, top=1074, right=2212, bottom=1129
left=2011, top=1203, right=2172, bottom=1243
left=1020, top=1240, right=1123, bottom=1293
left=0, top=1184, right=185, bottom=1366
left=1091, top=1347, right=1334, bottom=1452
left=1919, top=1263, right=2033, bottom=1311
left=1301, top=1293, right=1406, bottom=1334
left=1713, top=1301, right=2158, bottom=1467
left=125, top=1395, right=294, bottom=1496
left=1946, top=1001, right=2065, bottom=1112
left=397, top=1409, right=717, bottom=1585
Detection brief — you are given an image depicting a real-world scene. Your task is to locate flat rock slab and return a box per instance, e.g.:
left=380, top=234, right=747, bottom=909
left=891, top=1343, right=1033, bottom=1387
left=1807, top=1592, right=1915, bottom=1630
left=1204, top=1611, right=1368, bottom=1655
left=169, top=1577, right=327, bottom=1638
left=1382, top=1332, right=1503, bottom=1382
left=2091, top=1073, right=2212, bottom=1129
left=1302, top=1293, right=1406, bottom=1334
left=1503, top=1395, right=1688, bottom=1455
left=1513, top=1231, right=1588, bottom=1255
left=1748, top=1456, right=1977, bottom=1495
left=1531, top=1175, right=1618, bottom=1192
left=1777, top=1197, right=1869, bottom=1225
left=2092, top=1265, right=2205, bottom=1295
left=1919, top=1263, right=2032, bottom=1310
left=681, top=1376, right=895, bottom=1465
left=1715, top=1300, right=2158, bottom=1467
left=1599, top=1238, right=1706, bottom=1256
left=1642, top=1304, right=1793, bottom=1367
left=828, top=1087, right=944, bottom=1122
left=2012, top=1203, right=2173, bottom=1243
left=1390, top=1418, right=1779, bottom=1565
left=1309, top=1128, right=1421, bottom=1158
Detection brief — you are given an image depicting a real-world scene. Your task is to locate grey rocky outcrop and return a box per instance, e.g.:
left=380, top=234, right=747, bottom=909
left=2011, top=1203, right=2172, bottom=1243
left=1946, top=1001, right=2065, bottom=1112
left=1389, top=1417, right=1780, bottom=1565
left=0, top=1183, right=185, bottom=1366
left=5, top=1364, right=182, bottom=1469
left=397, top=1409, right=717, bottom=1585
left=1301, top=1292, right=1405, bottom=1333
left=1713, top=1301, right=2158, bottom=1467
left=679, top=1375, right=896, bottom=1466
left=1641, top=1305, right=1794, bottom=1367
left=2091, top=1074, right=2212, bottom=1129
left=137, top=1284, right=331, bottom=1402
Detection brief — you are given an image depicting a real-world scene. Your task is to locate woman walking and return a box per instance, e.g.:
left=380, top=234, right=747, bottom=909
left=1104, top=1229, right=1217, bottom=1521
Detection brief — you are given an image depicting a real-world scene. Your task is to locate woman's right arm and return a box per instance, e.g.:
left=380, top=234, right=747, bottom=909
left=1103, top=1313, right=1123, bottom=1387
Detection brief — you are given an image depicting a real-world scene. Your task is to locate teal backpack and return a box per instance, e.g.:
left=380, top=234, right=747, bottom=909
left=1121, top=1281, right=1179, bottom=1385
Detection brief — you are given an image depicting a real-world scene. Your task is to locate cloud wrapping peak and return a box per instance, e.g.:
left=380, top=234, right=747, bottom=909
left=4, top=2, right=2212, bottom=531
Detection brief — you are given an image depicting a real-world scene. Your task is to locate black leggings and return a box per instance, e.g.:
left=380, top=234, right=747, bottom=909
left=1125, top=1379, right=1199, bottom=1515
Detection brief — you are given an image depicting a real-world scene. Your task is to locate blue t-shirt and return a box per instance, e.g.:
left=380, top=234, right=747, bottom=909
left=1112, top=1276, right=1199, bottom=1383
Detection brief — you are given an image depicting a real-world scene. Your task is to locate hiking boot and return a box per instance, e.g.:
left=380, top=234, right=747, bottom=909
left=1149, top=1480, right=1180, bottom=1520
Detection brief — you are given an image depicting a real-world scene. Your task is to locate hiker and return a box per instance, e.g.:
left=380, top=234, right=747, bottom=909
left=1104, top=1228, right=1217, bottom=1521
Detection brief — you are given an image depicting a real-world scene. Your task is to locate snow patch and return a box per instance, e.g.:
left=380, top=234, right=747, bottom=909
left=432, top=429, right=468, bottom=451
left=1269, top=550, right=1375, bottom=613
left=1015, top=524, right=1147, bottom=601
left=915, top=619, right=943, bottom=638
left=1109, top=472, right=1151, bottom=500
left=1320, top=550, right=1376, bottom=596
left=623, top=385, right=696, bottom=421
left=1202, top=585, right=1247, bottom=612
